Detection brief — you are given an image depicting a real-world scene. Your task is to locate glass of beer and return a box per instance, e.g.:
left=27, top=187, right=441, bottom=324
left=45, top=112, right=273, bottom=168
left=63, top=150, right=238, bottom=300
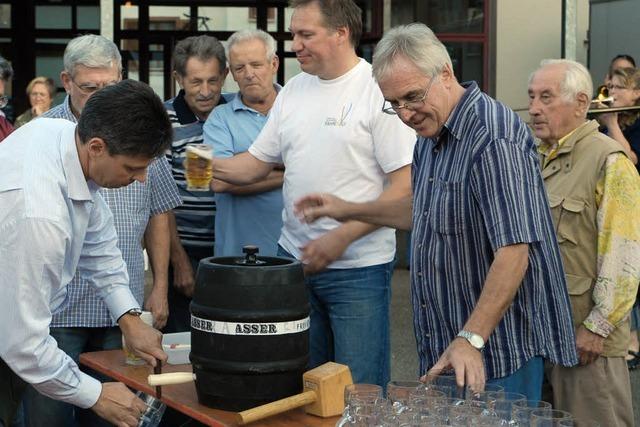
left=184, top=143, right=213, bottom=191
left=122, top=311, right=154, bottom=365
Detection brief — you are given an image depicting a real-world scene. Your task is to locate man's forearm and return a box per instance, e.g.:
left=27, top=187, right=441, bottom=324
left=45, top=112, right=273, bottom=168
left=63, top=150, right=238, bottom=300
left=461, top=244, right=529, bottom=341
left=211, top=170, right=284, bottom=195
left=211, top=152, right=274, bottom=185
left=345, top=196, right=413, bottom=231
left=144, top=212, right=170, bottom=289
left=345, top=165, right=413, bottom=230
left=167, top=211, right=187, bottom=262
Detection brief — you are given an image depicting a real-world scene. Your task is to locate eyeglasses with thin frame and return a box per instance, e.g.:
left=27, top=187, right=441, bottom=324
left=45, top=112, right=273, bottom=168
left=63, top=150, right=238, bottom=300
left=382, top=75, right=439, bottom=115
left=71, top=77, right=119, bottom=95
left=606, top=83, right=628, bottom=91
left=0, top=95, right=7, bottom=109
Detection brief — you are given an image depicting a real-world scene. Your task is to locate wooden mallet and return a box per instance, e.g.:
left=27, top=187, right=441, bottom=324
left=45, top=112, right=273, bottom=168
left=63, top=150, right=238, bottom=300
left=236, top=362, right=353, bottom=425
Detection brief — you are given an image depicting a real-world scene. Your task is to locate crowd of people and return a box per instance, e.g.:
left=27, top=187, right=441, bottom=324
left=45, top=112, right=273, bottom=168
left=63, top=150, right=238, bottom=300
left=0, top=0, right=639, bottom=426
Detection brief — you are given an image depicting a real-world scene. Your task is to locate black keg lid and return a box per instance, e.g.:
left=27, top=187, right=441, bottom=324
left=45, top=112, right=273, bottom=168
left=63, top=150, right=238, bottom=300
left=202, top=245, right=296, bottom=267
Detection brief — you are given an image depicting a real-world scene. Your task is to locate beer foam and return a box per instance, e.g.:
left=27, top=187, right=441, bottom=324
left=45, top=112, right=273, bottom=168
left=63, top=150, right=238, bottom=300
left=186, top=144, right=213, bottom=160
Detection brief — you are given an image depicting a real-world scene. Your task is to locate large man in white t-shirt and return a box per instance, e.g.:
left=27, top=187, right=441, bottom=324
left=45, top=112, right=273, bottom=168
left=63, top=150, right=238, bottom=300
left=210, top=0, right=415, bottom=387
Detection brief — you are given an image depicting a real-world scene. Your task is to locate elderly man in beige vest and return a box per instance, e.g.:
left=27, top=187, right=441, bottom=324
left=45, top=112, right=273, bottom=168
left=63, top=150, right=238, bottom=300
left=529, top=59, right=640, bottom=425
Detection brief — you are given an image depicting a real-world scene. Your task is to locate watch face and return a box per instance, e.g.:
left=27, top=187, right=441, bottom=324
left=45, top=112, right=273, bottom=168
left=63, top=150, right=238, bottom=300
left=469, top=334, right=484, bottom=349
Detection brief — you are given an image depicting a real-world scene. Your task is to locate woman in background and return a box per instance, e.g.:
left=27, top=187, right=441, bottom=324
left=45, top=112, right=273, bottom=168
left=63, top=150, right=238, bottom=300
left=598, top=66, right=640, bottom=369
left=14, top=76, right=55, bottom=128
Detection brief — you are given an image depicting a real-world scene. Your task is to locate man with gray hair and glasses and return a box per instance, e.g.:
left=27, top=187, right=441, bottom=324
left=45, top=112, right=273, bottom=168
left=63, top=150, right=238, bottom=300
left=529, top=59, right=640, bottom=426
left=23, top=34, right=181, bottom=426
left=295, top=23, right=578, bottom=399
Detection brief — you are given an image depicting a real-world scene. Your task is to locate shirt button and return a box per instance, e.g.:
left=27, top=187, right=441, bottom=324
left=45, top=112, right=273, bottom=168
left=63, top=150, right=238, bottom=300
left=421, top=303, right=427, bottom=309
left=428, top=177, right=434, bottom=183
left=423, top=211, right=428, bottom=216
left=433, top=148, right=438, bottom=154
left=417, top=271, right=423, bottom=277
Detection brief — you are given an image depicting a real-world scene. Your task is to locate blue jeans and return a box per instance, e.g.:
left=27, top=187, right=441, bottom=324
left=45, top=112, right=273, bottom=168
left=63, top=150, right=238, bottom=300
left=487, top=356, right=544, bottom=400
left=278, top=246, right=394, bottom=388
left=23, top=327, right=122, bottom=427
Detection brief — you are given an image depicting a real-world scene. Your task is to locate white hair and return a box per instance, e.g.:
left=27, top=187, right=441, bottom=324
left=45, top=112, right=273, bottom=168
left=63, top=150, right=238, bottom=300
left=372, top=23, right=452, bottom=81
left=226, top=29, right=277, bottom=62
left=63, top=34, right=122, bottom=76
left=530, top=59, right=593, bottom=102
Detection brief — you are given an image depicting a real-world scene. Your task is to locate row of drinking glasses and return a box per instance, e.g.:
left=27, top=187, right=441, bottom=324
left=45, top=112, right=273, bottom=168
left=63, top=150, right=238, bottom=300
left=337, top=379, right=599, bottom=427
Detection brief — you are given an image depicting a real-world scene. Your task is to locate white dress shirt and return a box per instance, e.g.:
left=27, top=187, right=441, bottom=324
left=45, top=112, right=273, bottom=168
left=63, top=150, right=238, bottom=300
left=0, top=118, right=139, bottom=408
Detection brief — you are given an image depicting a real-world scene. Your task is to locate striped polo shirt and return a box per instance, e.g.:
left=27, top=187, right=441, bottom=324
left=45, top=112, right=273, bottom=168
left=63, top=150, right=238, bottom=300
left=411, top=82, right=578, bottom=379
left=164, top=91, right=227, bottom=249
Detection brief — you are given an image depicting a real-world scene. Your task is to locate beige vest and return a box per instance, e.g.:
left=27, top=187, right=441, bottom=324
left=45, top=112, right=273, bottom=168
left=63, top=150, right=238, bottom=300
left=540, top=120, right=628, bottom=357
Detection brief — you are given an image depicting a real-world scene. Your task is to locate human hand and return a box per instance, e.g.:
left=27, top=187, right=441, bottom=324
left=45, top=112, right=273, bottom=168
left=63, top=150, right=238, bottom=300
left=32, top=104, right=46, bottom=117
left=171, top=249, right=195, bottom=297
left=119, top=314, right=167, bottom=366
left=575, top=325, right=604, bottom=365
left=91, top=382, right=148, bottom=427
left=294, top=193, right=350, bottom=224
left=300, top=229, right=350, bottom=275
left=144, top=284, right=169, bottom=329
left=423, top=338, right=485, bottom=389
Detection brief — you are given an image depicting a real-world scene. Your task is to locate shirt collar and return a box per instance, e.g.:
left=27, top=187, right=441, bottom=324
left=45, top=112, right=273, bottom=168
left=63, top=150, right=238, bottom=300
left=538, top=120, right=595, bottom=164
left=172, top=89, right=227, bottom=124
left=442, top=81, right=482, bottom=143
left=61, top=95, right=79, bottom=123
left=60, top=125, right=93, bottom=201
left=231, top=83, right=283, bottom=113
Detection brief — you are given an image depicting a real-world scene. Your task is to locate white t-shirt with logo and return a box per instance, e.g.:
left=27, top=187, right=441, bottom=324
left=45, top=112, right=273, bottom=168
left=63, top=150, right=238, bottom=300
left=249, top=59, right=416, bottom=269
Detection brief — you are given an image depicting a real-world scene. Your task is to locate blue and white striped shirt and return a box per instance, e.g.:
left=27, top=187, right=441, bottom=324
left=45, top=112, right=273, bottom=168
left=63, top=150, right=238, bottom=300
left=43, top=96, right=183, bottom=327
left=164, top=91, right=228, bottom=249
left=411, top=82, right=578, bottom=379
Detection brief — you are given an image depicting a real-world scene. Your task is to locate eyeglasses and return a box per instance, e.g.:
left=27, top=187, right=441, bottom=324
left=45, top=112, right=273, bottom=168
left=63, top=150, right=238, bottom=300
left=71, top=77, right=119, bottom=95
left=0, top=95, right=7, bottom=109
left=382, top=75, right=439, bottom=115
left=606, top=83, right=628, bottom=91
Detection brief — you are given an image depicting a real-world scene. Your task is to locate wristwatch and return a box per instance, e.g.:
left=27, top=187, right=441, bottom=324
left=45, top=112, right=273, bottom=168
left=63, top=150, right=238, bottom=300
left=457, top=330, right=485, bottom=350
left=125, top=308, right=143, bottom=317
left=117, top=307, right=142, bottom=322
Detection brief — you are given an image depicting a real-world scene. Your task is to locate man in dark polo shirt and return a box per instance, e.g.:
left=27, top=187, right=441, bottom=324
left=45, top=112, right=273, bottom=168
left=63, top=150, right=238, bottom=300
left=164, top=35, right=229, bottom=333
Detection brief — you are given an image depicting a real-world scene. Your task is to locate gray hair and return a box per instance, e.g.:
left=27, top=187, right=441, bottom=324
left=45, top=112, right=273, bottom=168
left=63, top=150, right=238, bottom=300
left=172, top=35, right=226, bottom=77
left=372, top=23, right=452, bottom=82
left=63, top=34, right=122, bottom=76
left=226, top=29, right=277, bottom=62
left=0, top=56, right=13, bottom=81
left=530, top=59, right=593, bottom=102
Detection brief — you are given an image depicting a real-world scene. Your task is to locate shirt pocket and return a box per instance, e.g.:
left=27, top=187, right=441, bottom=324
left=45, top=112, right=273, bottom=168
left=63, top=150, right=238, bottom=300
left=429, top=180, right=466, bottom=235
left=548, top=194, right=586, bottom=246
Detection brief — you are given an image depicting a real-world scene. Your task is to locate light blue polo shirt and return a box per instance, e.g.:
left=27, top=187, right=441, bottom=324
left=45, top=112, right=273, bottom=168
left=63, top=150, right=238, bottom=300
left=203, top=89, right=283, bottom=257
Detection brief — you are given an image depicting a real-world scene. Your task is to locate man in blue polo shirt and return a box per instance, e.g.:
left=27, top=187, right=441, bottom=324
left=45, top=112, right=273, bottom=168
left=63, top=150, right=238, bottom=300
left=204, top=29, right=283, bottom=257
left=294, top=23, right=578, bottom=400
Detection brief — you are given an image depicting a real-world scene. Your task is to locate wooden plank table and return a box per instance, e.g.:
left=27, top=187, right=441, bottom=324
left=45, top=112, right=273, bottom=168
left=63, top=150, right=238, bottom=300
left=79, top=350, right=340, bottom=427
